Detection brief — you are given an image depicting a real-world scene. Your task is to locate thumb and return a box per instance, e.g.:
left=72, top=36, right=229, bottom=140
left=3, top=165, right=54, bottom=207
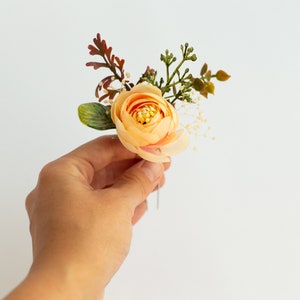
left=112, top=160, right=164, bottom=207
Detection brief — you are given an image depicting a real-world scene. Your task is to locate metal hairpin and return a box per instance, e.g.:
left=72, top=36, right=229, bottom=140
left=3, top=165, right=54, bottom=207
left=156, top=182, right=160, bottom=210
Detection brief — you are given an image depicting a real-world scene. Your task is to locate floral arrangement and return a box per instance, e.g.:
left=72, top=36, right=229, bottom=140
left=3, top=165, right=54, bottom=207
left=78, top=33, right=230, bottom=162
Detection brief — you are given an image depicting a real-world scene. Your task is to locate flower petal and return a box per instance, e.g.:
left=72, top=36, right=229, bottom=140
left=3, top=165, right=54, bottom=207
left=111, top=83, right=188, bottom=162
left=141, top=130, right=189, bottom=157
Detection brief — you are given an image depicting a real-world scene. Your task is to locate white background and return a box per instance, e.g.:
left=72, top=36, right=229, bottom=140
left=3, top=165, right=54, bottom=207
left=0, top=0, right=300, bottom=299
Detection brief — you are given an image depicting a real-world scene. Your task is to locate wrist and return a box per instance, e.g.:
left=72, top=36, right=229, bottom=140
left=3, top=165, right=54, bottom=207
left=5, top=262, right=106, bottom=300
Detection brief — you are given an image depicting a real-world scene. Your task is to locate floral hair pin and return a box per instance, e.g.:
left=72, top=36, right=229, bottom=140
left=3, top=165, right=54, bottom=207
left=78, top=33, right=230, bottom=162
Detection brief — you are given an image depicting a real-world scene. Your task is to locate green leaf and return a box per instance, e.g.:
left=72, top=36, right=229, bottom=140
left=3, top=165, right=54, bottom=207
left=206, top=82, right=215, bottom=94
left=78, top=102, right=116, bottom=130
left=205, top=70, right=211, bottom=81
left=200, top=63, right=208, bottom=76
left=192, top=77, right=204, bottom=91
left=216, top=70, right=231, bottom=81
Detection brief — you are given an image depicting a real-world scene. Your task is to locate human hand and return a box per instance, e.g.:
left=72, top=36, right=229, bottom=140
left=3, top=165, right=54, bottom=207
left=6, top=135, right=169, bottom=300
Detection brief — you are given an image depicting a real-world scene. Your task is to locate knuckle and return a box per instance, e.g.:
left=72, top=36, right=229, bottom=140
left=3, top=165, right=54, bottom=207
left=25, top=190, right=34, bottom=215
left=38, top=161, right=60, bottom=182
left=37, top=157, right=71, bottom=184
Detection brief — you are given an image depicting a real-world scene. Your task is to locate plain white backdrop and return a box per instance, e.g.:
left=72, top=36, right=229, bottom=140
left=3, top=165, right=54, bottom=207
left=0, top=0, right=299, bottom=299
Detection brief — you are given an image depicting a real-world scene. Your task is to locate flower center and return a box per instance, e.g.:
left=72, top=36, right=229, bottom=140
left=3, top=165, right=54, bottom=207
left=135, top=105, right=157, bottom=125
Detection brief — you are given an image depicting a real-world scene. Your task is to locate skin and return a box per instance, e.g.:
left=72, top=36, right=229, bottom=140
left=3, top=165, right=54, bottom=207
left=4, top=135, right=170, bottom=300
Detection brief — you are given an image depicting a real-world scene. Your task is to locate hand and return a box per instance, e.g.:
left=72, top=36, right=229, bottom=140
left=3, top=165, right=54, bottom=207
left=5, top=135, right=169, bottom=300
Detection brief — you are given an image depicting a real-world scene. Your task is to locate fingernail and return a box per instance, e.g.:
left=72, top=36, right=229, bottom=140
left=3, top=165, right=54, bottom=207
left=139, top=160, right=163, bottom=182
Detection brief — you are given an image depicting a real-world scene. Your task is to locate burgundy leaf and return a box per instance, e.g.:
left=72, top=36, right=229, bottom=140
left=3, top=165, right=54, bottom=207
left=101, top=39, right=107, bottom=53
left=86, top=33, right=130, bottom=94
left=106, top=47, right=113, bottom=61
left=95, top=86, right=100, bottom=98
left=93, top=34, right=102, bottom=50
left=115, top=57, right=125, bottom=69
left=110, top=54, right=115, bottom=66
left=108, top=90, right=118, bottom=99
left=86, top=62, right=108, bottom=70
left=99, top=93, right=110, bottom=102
left=101, top=75, right=113, bottom=89
left=88, top=45, right=101, bottom=56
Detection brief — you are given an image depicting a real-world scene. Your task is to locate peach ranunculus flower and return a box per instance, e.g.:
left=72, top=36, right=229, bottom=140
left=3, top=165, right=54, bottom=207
left=111, top=83, right=189, bottom=162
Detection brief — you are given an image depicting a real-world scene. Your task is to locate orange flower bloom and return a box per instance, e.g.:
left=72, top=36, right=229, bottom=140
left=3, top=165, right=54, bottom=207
left=111, top=83, right=189, bottom=162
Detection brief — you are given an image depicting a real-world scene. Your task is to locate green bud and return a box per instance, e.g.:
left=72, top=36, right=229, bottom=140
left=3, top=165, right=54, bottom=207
left=190, top=54, right=197, bottom=61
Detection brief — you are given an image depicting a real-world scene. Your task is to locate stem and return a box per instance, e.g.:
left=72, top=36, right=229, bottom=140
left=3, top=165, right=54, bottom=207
left=161, top=45, right=190, bottom=96
left=165, top=80, right=181, bottom=89
left=103, top=54, right=131, bottom=91
left=202, top=74, right=216, bottom=82
left=166, top=66, right=169, bottom=86
left=171, top=96, right=180, bottom=104
left=162, top=59, right=185, bottom=96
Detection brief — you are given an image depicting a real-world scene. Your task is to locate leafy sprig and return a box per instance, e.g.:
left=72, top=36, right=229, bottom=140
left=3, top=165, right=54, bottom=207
left=85, top=33, right=230, bottom=105
left=141, top=43, right=230, bottom=104
left=79, top=34, right=230, bottom=131
left=86, top=33, right=133, bottom=101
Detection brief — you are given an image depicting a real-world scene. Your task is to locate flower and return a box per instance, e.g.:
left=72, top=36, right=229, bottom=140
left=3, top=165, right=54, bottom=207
left=78, top=34, right=230, bottom=162
left=111, top=83, right=189, bottom=162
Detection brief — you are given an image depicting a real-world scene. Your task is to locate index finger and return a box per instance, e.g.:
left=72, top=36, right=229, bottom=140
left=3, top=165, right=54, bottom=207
left=66, top=134, right=138, bottom=176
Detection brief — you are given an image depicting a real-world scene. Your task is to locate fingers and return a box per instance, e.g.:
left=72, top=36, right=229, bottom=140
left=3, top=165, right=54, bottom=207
left=62, top=135, right=138, bottom=184
left=162, top=159, right=171, bottom=171
left=91, top=158, right=168, bottom=190
left=54, top=135, right=171, bottom=188
left=111, top=160, right=164, bottom=208
left=69, top=135, right=171, bottom=174
left=91, top=158, right=141, bottom=189
left=68, top=134, right=136, bottom=168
